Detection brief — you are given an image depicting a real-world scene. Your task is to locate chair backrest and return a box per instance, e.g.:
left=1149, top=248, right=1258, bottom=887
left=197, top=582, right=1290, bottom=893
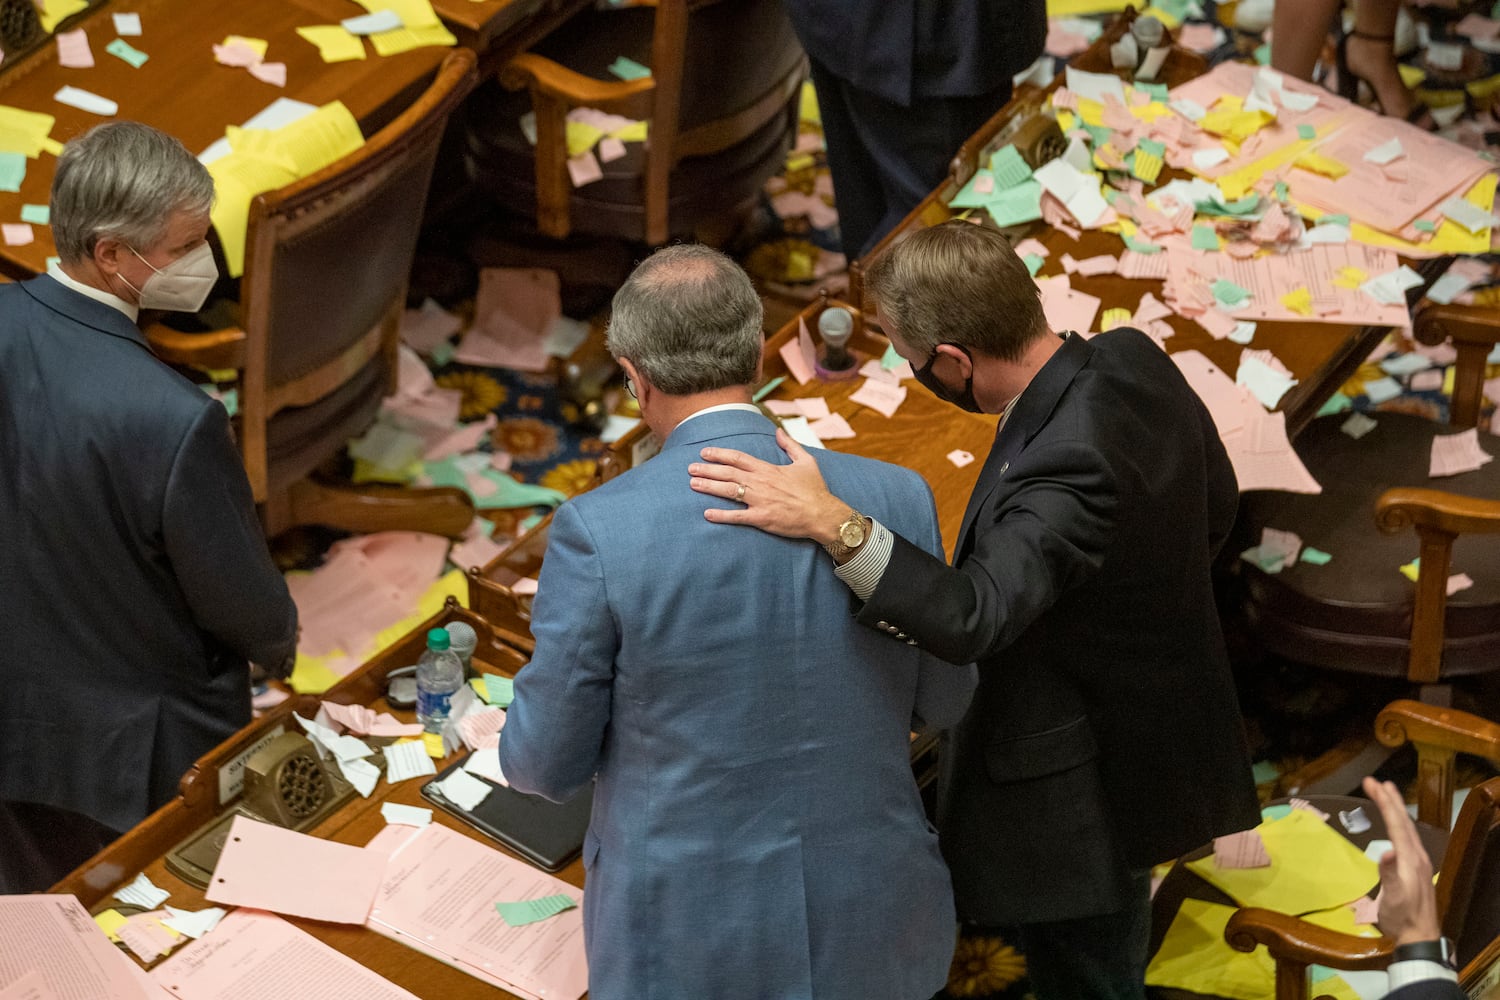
left=237, top=49, right=476, bottom=498
left=1440, top=775, right=1500, bottom=967
left=1373, top=303, right=1500, bottom=686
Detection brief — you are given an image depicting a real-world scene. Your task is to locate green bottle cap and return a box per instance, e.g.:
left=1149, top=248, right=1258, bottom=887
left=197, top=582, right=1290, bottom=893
left=426, top=628, right=451, bottom=651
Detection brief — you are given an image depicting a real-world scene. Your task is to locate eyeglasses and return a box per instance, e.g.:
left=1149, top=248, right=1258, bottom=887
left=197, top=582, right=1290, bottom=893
left=623, top=373, right=636, bottom=399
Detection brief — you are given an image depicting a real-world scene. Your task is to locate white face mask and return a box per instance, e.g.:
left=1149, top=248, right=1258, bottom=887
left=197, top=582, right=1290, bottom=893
left=118, top=241, right=218, bottom=312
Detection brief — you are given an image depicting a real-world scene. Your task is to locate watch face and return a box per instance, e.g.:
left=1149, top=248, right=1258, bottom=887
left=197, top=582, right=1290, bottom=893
left=840, top=518, right=866, bottom=547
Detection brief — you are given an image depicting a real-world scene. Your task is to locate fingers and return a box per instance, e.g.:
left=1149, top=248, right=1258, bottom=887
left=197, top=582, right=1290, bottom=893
left=695, top=448, right=766, bottom=474
left=775, top=426, right=813, bottom=463
left=689, top=476, right=750, bottom=502
left=1364, top=777, right=1431, bottom=870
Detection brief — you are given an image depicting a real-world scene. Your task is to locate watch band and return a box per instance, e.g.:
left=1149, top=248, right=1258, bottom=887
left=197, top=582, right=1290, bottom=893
left=1392, top=938, right=1457, bottom=969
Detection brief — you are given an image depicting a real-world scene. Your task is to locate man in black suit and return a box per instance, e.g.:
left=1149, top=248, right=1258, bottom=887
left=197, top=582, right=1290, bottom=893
left=782, top=0, right=1045, bottom=260
left=1366, top=776, right=1466, bottom=998
left=687, top=221, right=1259, bottom=998
left=0, top=122, right=297, bottom=892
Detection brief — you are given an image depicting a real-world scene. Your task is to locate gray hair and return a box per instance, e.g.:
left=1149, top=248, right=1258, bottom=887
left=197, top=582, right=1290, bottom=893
left=606, top=244, right=763, bottom=395
left=51, top=122, right=215, bottom=265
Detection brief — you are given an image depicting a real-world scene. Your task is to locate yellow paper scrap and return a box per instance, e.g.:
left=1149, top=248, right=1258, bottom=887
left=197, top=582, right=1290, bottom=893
left=1054, top=109, right=1078, bottom=134
left=206, top=152, right=301, bottom=276
left=786, top=153, right=815, bottom=173
left=368, top=22, right=457, bottom=57
left=1466, top=74, right=1500, bottom=105
left=611, top=120, right=648, bottom=143
left=225, top=127, right=301, bottom=172
left=296, top=25, right=366, bottom=63
left=1398, top=63, right=1427, bottom=89
left=1414, top=88, right=1467, bottom=109
left=1045, top=0, right=1133, bottom=15
left=288, top=652, right=344, bottom=694
left=1444, top=366, right=1456, bottom=395
left=1293, top=150, right=1349, bottom=178
left=37, top=0, right=88, bottom=34
left=1331, top=266, right=1368, bottom=289
left=565, top=121, right=605, bottom=158
left=1144, top=3, right=1183, bottom=28
left=1185, top=809, right=1379, bottom=914
left=94, top=908, right=129, bottom=941
left=0, top=106, right=58, bottom=158
left=354, top=0, right=442, bottom=28
left=1101, top=307, right=1132, bottom=331
left=422, top=731, right=445, bottom=758
left=352, top=456, right=423, bottom=485
left=1145, top=898, right=1275, bottom=1000
left=269, top=101, right=364, bottom=176
left=1280, top=287, right=1314, bottom=316
left=1074, top=97, right=1106, bottom=128
left=798, top=80, right=820, bottom=126
left=1200, top=108, right=1274, bottom=143
left=1131, top=148, right=1164, bottom=184
left=1401, top=558, right=1421, bottom=582
left=222, top=35, right=270, bottom=58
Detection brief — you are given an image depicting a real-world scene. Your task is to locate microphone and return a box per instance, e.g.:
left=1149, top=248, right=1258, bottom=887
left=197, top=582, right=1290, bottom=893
left=445, top=621, right=478, bottom=674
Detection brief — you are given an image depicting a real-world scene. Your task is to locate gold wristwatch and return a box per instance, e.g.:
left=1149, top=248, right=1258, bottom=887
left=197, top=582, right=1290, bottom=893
left=822, top=509, right=870, bottom=560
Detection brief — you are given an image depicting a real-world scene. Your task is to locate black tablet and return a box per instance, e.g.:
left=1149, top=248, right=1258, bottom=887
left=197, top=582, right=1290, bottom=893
left=420, top=759, right=593, bottom=872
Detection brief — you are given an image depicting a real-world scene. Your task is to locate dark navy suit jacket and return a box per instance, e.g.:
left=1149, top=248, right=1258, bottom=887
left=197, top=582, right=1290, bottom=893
left=783, top=0, right=1046, bottom=106
left=0, top=276, right=297, bottom=833
left=862, top=330, right=1261, bottom=925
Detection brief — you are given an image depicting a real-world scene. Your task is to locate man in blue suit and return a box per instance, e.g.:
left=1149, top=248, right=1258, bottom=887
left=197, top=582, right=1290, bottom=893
left=499, top=244, right=974, bottom=1000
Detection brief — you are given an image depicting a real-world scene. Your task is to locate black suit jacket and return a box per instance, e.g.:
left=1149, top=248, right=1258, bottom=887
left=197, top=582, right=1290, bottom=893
left=783, top=0, right=1046, bottom=106
left=1389, top=979, right=1465, bottom=1000
left=861, top=329, right=1259, bottom=925
left=0, top=276, right=297, bottom=833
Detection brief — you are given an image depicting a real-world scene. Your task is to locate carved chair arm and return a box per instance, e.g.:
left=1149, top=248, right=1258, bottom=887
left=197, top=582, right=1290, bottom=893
left=143, top=322, right=247, bottom=371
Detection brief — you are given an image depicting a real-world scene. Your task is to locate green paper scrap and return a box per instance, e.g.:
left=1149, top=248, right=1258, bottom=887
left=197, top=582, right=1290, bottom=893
left=984, top=179, right=1043, bottom=226
left=1316, top=392, right=1352, bottom=417
left=1297, top=124, right=1316, bottom=140
left=1216, top=193, right=1262, bottom=216
left=1414, top=219, right=1437, bottom=233
left=1261, top=804, right=1293, bottom=821
left=988, top=145, right=1033, bottom=189
left=752, top=374, right=786, bottom=402
left=1211, top=278, right=1250, bottom=307
left=1123, top=234, right=1162, bottom=254
left=1081, top=122, right=1113, bottom=148
left=1251, top=760, right=1280, bottom=784
left=20, top=204, right=49, bottom=225
left=484, top=675, right=514, bottom=707
left=1191, top=224, right=1219, bottom=251
left=1135, top=81, right=1169, bottom=102
left=1022, top=253, right=1045, bottom=277
left=880, top=343, right=902, bottom=370
left=1273, top=181, right=1288, bottom=201
left=950, top=168, right=997, bottom=209
left=423, top=457, right=568, bottom=510
left=429, top=340, right=455, bottom=367
left=106, top=38, right=149, bottom=67
left=1319, top=214, right=1349, bottom=227
left=496, top=894, right=577, bottom=927
left=607, top=55, right=651, bottom=81
left=1309, top=966, right=1340, bottom=985
left=474, top=516, right=495, bottom=537
left=1136, top=138, right=1166, bottom=159
left=0, top=152, right=25, bottom=194
left=519, top=511, right=546, bottom=532
left=1254, top=43, right=1270, bottom=66
left=1300, top=547, right=1333, bottom=565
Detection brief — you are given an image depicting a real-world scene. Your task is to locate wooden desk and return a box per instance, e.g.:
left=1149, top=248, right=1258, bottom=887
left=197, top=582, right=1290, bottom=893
left=430, top=0, right=586, bottom=67
left=0, top=0, right=455, bottom=277
left=847, top=14, right=1446, bottom=440
left=53, top=600, right=557, bottom=1000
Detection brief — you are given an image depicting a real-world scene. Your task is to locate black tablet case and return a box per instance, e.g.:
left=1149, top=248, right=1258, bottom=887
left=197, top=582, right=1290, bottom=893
left=420, top=759, right=593, bottom=872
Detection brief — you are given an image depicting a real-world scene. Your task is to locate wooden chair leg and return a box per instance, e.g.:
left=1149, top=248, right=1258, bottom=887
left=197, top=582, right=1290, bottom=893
left=264, top=478, right=475, bottom=539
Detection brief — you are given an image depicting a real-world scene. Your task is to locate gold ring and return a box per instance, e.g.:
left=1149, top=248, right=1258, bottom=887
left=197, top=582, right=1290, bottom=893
left=734, top=483, right=747, bottom=502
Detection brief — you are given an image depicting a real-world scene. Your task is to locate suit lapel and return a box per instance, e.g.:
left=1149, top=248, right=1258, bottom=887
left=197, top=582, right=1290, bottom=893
left=954, top=333, right=1095, bottom=558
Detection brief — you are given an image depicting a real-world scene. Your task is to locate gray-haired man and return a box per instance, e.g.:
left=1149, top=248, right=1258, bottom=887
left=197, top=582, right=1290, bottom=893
left=0, top=122, right=297, bottom=892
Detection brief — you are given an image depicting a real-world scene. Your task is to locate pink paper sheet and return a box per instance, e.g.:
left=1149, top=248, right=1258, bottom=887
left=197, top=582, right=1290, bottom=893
left=205, top=815, right=384, bottom=924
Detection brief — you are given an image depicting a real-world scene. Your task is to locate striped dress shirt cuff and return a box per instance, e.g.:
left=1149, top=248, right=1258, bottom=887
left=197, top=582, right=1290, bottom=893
left=833, top=517, right=894, bottom=601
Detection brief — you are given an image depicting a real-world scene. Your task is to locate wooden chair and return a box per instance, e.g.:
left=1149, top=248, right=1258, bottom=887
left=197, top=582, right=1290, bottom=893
left=1377, top=699, right=1500, bottom=833
left=146, top=50, right=479, bottom=539
left=460, top=0, right=807, bottom=246
left=1225, top=770, right=1500, bottom=999
left=1236, top=302, right=1500, bottom=797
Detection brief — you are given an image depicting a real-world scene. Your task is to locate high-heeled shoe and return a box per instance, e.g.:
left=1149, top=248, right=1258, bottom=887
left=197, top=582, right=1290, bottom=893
left=1335, top=29, right=1437, bottom=128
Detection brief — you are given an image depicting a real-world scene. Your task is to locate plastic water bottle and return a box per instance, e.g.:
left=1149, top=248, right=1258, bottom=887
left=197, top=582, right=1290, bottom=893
left=416, top=628, right=464, bottom=733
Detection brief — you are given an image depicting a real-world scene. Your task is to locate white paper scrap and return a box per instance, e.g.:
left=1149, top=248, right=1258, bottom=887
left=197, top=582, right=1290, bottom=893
left=380, top=803, right=433, bottom=828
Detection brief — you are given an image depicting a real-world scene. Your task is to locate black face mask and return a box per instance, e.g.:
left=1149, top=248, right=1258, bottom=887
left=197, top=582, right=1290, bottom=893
left=914, top=344, right=983, bottom=413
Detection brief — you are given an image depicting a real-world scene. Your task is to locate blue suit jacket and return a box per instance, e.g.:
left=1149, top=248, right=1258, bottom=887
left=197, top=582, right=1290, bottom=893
left=500, top=407, right=974, bottom=1000
left=0, top=276, right=297, bottom=832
